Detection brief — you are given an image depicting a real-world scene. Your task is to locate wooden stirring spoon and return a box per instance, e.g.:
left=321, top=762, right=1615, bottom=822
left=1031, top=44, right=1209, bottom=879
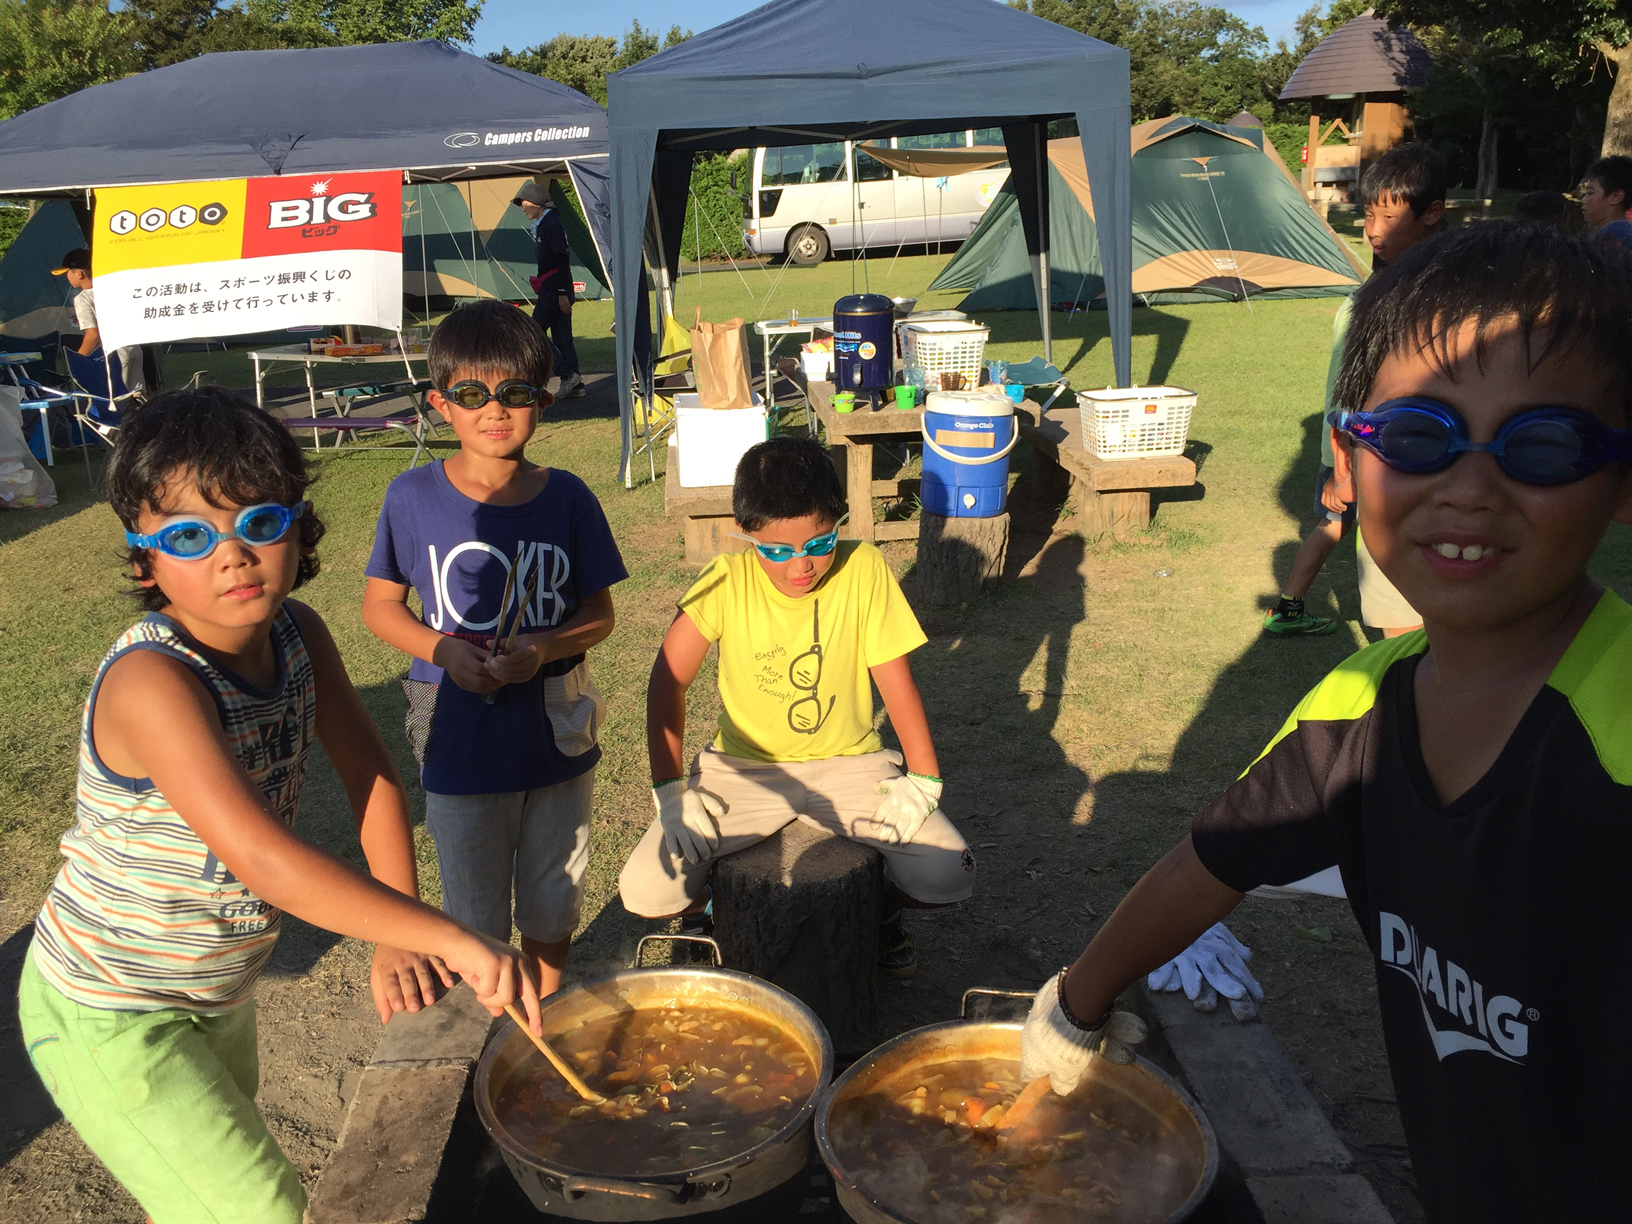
left=503, top=1003, right=606, bottom=1104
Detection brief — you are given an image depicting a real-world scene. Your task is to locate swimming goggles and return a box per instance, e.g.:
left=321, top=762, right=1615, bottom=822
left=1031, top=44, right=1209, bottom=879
left=437, top=379, right=552, bottom=410
left=125, top=501, right=308, bottom=560
left=731, top=515, right=849, bottom=562
left=1329, top=398, right=1632, bottom=487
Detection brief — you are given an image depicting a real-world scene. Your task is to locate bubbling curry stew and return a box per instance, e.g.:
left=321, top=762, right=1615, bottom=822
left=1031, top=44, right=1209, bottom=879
left=492, top=1002, right=818, bottom=1177
left=828, top=1054, right=1204, bottom=1223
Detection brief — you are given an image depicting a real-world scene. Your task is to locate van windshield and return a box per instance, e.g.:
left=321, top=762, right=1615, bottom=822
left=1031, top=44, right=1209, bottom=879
left=764, top=143, right=848, bottom=185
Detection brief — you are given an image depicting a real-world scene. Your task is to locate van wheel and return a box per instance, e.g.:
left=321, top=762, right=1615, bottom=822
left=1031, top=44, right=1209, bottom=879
left=786, top=225, right=829, bottom=266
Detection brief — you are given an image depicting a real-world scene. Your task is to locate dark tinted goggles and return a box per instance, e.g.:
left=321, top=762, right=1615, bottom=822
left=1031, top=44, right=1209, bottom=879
left=1329, top=398, right=1632, bottom=486
left=439, top=379, right=550, bottom=410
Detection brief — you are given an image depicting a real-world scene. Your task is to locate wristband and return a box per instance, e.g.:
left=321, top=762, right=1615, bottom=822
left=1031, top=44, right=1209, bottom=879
left=652, top=777, right=685, bottom=791
left=1056, top=969, right=1112, bottom=1034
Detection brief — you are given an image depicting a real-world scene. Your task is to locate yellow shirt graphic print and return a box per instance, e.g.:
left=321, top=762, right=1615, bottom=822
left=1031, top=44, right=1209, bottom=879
left=679, top=542, right=927, bottom=762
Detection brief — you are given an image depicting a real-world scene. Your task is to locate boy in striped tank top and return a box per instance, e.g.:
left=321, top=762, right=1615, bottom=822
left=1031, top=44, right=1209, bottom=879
left=18, top=388, right=546, bottom=1224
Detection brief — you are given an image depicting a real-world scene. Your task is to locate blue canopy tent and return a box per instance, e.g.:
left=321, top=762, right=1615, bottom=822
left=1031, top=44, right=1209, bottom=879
left=607, top=0, right=1132, bottom=485
left=0, top=40, right=614, bottom=291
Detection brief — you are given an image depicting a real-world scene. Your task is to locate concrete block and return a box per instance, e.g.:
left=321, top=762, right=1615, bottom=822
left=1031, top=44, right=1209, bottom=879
left=1247, top=1173, right=1395, bottom=1224
left=368, top=981, right=499, bottom=1068
left=305, top=1063, right=470, bottom=1224
left=1143, top=986, right=1353, bottom=1177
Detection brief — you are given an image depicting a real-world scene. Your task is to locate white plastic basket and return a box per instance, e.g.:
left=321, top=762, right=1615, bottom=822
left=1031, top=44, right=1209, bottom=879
left=903, top=320, right=989, bottom=391
left=1078, top=385, right=1197, bottom=460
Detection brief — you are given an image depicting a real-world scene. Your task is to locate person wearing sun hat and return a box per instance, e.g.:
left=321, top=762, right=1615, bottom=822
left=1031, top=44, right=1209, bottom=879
left=52, top=247, right=145, bottom=398
left=511, top=180, right=585, bottom=399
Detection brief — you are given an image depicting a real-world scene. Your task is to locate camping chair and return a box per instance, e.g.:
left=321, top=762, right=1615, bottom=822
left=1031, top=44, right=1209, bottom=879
left=631, top=313, right=695, bottom=482
left=65, top=348, right=139, bottom=490
left=1002, top=356, right=1072, bottom=414
left=0, top=353, right=75, bottom=467
left=280, top=380, right=442, bottom=466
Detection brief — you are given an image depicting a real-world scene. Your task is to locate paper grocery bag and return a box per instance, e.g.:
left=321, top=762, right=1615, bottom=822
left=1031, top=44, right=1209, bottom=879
left=690, top=307, right=755, bottom=410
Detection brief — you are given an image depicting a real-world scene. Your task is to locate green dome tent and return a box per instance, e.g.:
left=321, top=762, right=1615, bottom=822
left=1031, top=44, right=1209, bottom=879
left=403, top=177, right=608, bottom=304
left=928, top=117, right=1366, bottom=309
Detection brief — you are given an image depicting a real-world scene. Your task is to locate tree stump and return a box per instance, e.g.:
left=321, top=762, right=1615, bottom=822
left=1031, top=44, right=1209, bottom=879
left=712, top=821, right=882, bottom=1049
left=915, top=512, right=1010, bottom=604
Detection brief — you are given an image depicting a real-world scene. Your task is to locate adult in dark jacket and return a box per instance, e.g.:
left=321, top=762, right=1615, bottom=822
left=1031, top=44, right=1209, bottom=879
left=513, top=181, right=584, bottom=398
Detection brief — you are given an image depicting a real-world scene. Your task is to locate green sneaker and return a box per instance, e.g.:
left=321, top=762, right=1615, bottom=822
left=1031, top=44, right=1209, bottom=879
left=1263, top=606, right=1338, bottom=636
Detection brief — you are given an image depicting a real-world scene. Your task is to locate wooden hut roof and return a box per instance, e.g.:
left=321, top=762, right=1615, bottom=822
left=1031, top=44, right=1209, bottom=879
left=1278, top=11, right=1432, bottom=100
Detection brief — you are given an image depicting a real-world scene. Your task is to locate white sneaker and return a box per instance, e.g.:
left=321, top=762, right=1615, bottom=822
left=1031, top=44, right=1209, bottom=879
left=559, top=373, right=586, bottom=399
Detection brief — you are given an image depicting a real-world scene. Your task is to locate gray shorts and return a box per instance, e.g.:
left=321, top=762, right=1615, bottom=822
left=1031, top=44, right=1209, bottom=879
left=423, top=769, right=596, bottom=944
left=618, top=747, right=977, bottom=918
left=1314, top=463, right=1355, bottom=525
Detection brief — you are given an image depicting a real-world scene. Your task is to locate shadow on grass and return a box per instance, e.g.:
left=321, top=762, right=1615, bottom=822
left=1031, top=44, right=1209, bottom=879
left=983, top=305, right=1193, bottom=386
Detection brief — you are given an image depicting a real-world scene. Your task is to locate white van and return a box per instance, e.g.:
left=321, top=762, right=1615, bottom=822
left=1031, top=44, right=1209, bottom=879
left=744, top=131, right=1011, bottom=265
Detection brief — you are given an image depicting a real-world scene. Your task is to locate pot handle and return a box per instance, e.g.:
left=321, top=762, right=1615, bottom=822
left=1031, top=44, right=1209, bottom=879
left=633, top=933, right=724, bottom=968
left=560, top=1173, right=733, bottom=1203
left=960, top=987, right=1036, bottom=1020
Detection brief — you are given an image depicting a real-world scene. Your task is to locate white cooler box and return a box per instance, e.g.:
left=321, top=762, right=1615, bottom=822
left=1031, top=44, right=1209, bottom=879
left=674, top=393, right=768, bottom=487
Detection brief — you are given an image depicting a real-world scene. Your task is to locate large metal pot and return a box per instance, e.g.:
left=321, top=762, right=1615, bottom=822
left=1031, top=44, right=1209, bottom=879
left=474, top=937, right=834, bottom=1221
left=815, top=996, right=1217, bottom=1224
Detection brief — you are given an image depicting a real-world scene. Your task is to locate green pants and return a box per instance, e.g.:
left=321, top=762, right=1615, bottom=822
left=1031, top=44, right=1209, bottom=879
left=17, top=944, right=306, bottom=1224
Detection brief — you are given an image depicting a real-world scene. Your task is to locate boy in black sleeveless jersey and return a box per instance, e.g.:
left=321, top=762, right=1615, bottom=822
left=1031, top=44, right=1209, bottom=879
left=1020, top=224, right=1632, bottom=1223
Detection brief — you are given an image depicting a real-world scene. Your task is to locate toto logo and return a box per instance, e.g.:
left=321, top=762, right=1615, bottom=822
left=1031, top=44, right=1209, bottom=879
left=444, top=131, right=481, bottom=149
left=108, top=202, right=228, bottom=236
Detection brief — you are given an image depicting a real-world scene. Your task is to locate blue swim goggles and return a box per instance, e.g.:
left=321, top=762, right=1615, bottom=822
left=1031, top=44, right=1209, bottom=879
left=731, top=514, right=849, bottom=562
left=1329, top=398, right=1632, bottom=487
left=125, top=501, right=308, bottom=560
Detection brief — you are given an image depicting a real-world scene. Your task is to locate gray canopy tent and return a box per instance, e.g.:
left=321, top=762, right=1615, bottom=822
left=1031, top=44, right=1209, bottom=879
left=607, top=0, right=1132, bottom=484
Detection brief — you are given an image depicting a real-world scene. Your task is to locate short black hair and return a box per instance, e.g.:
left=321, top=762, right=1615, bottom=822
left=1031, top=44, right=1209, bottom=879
left=1514, top=190, right=1568, bottom=224
left=427, top=299, right=552, bottom=390
left=1585, top=155, right=1632, bottom=206
left=1334, top=222, right=1632, bottom=423
left=732, top=436, right=847, bottom=531
left=106, top=385, right=324, bottom=611
left=1360, top=143, right=1449, bottom=217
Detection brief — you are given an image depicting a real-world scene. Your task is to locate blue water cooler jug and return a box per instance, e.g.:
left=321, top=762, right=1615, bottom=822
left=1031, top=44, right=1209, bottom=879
left=920, top=391, right=1017, bottom=517
left=832, top=293, right=894, bottom=400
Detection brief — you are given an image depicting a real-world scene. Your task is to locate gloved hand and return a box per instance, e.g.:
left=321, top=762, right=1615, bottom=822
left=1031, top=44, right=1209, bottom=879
left=1147, top=922, right=1264, bottom=1020
left=1019, top=972, right=1148, bottom=1096
left=653, top=780, right=725, bottom=865
left=867, top=772, right=942, bottom=845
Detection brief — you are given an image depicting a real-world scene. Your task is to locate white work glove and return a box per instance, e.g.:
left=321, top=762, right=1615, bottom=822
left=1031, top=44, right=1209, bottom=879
left=866, top=771, right=942, bottom=845
left=1019, top=972, right=1148, bottom=1097
left=1147, top=922, right=1264, bottom=1021
left=653, top=780, right=724, bottom=865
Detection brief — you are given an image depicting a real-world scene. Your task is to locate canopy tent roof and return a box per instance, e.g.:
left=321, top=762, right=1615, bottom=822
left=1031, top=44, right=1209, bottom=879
left=1279, top=12, right=1432, bottom=100
left=403, top=177, right=609, bottom=302
left=606, top=0, right=1134, bottom=484
left=930, top=119, right=1366, bottom=309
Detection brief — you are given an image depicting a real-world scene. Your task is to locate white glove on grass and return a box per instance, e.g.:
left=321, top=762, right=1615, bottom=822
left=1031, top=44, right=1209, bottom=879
left=867, top=772, right=942, bottom=845
left=1147, top=922, right=1263, bottom=1020
left=1019, top=972, right=1148, bottom=1096
left=653, top=780, right=724, bottom=865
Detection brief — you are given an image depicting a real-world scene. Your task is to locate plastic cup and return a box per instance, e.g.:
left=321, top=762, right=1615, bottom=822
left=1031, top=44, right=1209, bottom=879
left=894, top=385, right=916, bottom=410
left=832, top=391, right=856, bottom=413
left=1005, top=384, right=1026, bottom=405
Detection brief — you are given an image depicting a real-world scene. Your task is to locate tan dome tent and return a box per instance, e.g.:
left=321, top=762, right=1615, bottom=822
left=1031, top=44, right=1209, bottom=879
left=926, top=117, right=1367, bottom=309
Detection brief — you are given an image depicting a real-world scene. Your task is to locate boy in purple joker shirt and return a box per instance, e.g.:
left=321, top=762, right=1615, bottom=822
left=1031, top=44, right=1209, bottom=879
left=364, top=301, right=626, bottom=997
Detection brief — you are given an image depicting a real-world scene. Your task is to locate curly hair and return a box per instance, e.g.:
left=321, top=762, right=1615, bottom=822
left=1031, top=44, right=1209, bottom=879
left=105, top=385, right=325, bottom=611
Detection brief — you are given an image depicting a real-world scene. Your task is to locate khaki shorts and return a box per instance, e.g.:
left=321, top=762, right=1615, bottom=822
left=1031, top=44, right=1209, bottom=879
left=618, top=748, right=977, bottom=917
left=1356, top=528, right=1420, bottom=630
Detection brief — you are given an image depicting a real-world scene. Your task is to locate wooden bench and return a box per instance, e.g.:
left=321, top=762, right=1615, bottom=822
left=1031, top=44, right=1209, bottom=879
left=1015, top=399, right=1197, bottom=538
left=662, top=442, right=738, bottom=565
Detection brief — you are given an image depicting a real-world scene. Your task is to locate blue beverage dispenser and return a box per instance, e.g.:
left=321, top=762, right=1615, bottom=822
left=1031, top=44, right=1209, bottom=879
left=832, top=293, right=894, bottom=406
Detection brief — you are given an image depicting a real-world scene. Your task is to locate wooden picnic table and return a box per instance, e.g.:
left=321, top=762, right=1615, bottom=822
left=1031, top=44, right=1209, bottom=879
left=1012, top=396, right=1196, bottom=538
left=809, top=380, right=922, bottom=545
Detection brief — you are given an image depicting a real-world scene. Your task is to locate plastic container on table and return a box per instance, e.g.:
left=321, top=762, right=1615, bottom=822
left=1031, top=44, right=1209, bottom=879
left=1077, top=385, right=1197, bottom=460
left=919, top=390, right=1017, bottom=518
left=673, top=391, right=767, bottom=486
left=902, top=320, right=989, bottom=393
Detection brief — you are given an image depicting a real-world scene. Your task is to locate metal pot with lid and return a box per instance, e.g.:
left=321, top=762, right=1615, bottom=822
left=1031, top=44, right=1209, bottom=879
left=816, top=990, right=1218, bottom=1224
left=475, top=936, right=834, bottom=1220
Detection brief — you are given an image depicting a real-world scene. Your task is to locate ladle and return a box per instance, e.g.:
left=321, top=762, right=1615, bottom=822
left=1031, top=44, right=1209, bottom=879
left=503, top=1003, right=606, bottom=1104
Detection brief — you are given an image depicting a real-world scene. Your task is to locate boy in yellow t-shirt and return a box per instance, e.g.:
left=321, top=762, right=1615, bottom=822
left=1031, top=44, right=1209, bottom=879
left=618, top=437, right=975, bottom=977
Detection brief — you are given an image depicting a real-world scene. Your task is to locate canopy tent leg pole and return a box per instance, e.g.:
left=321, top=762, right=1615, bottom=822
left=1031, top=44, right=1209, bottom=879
left=1033, top=250, right=1052, bottom=366
left=417, top=183, right=429, bottom=322
left=644, top=188, right=673, bottom=486
left=1033, top=127, right=1052, bottom=367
